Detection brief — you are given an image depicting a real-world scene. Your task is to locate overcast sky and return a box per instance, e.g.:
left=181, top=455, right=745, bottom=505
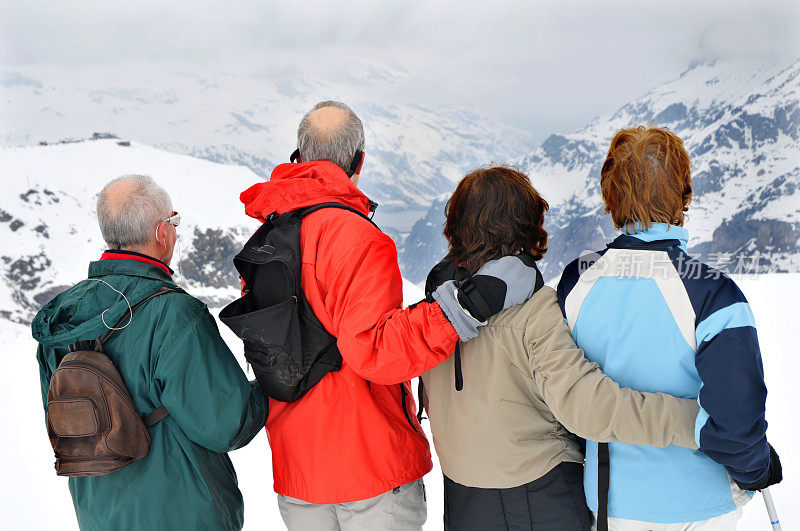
left=2, top=0, right=799, bottom=141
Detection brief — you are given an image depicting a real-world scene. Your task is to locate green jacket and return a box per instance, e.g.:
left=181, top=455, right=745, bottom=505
left=32, top=257, right=267, bottom=531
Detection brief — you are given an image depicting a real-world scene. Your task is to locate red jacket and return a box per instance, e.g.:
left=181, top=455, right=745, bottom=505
left=240, top=160, right=459, bottom=503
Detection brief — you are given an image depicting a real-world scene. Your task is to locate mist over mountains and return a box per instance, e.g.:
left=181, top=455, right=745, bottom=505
left=1, top=57, right=799, bottom=325
left=0, top=63, right=530, bottom=212
left=400, top=59, right=800, bottom=282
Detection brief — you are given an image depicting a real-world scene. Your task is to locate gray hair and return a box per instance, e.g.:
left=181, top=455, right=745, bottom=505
left=96, top=175, right=173, bottom=249
left=297, top=101, right=365, bottom=174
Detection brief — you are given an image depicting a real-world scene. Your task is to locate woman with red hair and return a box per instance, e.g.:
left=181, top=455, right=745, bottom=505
left=557, top=127, right=782, bottom=530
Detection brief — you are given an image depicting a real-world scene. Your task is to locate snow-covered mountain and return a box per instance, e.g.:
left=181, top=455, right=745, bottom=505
left=0, top=63, right=531, bottom=213
left=2, top=66, right=799, bottom=531
left=0, top=139, right=260, bottom=323
left=0, top=138, right=424, bottom=324
left=401, top=59, right=800, bottom=282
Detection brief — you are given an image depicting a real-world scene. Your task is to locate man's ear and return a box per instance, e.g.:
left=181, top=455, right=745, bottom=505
left=154, top=222, right=167, bottom=248
left=354, top=151, right=365, bottom=175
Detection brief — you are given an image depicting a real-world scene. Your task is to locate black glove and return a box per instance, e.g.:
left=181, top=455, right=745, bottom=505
left=456, top=254, right=543, bottom=322
left=425, top=258, right=469, bottom=299
left=455, top=275, right=506, bottom=322
left=734, top=444, right=782, bottom=491
left=432, top=254, right=543, bottom=342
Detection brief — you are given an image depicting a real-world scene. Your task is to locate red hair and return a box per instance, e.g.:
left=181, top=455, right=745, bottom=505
left=601, top=126, right=692, bottom=232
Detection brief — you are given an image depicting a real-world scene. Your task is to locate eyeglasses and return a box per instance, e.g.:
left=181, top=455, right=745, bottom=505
left=163, top=211, right=181, bottom=227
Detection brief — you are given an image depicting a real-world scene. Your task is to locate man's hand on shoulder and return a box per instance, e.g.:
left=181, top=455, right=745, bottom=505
left=432, top=254, right=541, bottom=342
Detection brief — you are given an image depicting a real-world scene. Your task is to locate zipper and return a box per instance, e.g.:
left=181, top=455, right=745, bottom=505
left=55, top=455, right=126, bottom=472
left=399, top=383, right=421, bottom=435
left=236, top=255, right=299, bottom=298
left=57, top=361, right=138, bottom=413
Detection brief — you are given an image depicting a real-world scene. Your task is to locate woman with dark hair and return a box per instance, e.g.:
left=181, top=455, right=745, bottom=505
left=420, top=166, right=701, bottom=531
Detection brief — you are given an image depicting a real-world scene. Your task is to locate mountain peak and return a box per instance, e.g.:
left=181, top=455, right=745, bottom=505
left=400, top=59, right=800, bottom=283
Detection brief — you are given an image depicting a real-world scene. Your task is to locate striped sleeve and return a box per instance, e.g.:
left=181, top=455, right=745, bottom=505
left=556, top=259, right=580, bottom=318
left=557, top=249, right=607, bottom=320
left=693, top=277, right=770, bottom=485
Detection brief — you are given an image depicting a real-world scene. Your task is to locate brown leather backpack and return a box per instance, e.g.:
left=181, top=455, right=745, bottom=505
left=46, top=287, right=176, bottom=477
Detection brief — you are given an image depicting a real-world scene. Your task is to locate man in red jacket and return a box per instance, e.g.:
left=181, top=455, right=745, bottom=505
left=239, top=101, right=537, bottom=530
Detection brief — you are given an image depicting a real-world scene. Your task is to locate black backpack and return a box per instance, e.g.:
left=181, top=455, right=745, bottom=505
left=219, top=202, right=380, bottom=402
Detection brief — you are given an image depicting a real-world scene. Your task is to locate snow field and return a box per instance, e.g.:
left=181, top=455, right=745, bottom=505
left=2, top=274, right=796, bottom=529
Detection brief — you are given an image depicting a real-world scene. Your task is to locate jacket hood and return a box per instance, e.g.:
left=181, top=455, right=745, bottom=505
left=31, top=259, right=176, bottom=348
left=240, top=160, right=373, bottom=222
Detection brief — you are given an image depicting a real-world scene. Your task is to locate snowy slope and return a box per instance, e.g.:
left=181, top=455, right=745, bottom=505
left=0, top=64, right=531, bottom=212
left=400, top=59, right=800, bottom=282
left=0, top=138, right=432, bottom=529
left=4, top=274, right=797, bottom=530
left=0, top=138, right=431, bottom=324
left=0, top=138, right=265, bottom=322
left=3, top=57, right=798, bottom=530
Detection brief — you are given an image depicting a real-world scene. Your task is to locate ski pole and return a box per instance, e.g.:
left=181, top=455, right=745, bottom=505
left=761, top=488, right=782, bottom=531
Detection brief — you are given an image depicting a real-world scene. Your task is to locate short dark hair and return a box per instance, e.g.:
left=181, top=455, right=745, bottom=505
left=601, top=126, right=692, bottom=232
left=444, top=165, right=549, bottom=275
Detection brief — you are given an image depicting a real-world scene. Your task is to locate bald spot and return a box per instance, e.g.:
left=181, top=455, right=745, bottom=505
left=306, top=105, right=350, bottom=140
left=100, top=176, right=140, bottom=216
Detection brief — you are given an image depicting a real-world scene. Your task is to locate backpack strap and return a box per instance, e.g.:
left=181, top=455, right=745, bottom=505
left=95, top=287, right=178, bottom=350
left=94, top=286, right=177, bottom=430
left=416, top=378, right=426, bottom=423
left=143, top=406, right=169, bottom=428
left=294, top=202, right=381, bottom=231
left=597, top=442, right=610, bottom=531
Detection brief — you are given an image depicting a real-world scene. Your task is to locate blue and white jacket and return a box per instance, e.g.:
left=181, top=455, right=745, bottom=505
left=556, top=223, right=770, bottom=523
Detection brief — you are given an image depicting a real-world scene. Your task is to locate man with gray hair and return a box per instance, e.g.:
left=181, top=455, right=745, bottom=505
left=33, top=175, right=266, bottom=530
left=294, top=100, right=366, bottom=183
left=235, top=101, right=538, bottom=530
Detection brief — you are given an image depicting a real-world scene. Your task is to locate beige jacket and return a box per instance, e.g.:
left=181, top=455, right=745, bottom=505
left=421, top=286, right=700, bottom=489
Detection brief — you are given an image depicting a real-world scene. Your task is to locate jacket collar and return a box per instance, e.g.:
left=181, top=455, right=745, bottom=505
left=240, top=160, right=374, bottom=222
left=611, top=223, right=689, bottom=252
left=100, top=249, right=174, bottom=275
left=89, top=251, right=173, bottom=281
